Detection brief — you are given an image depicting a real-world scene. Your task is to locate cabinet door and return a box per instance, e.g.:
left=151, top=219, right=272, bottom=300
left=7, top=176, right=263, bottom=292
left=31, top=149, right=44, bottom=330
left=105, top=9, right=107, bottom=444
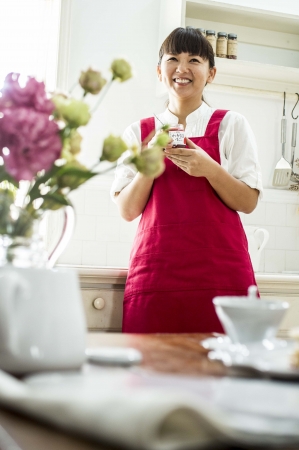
left=81, top=289, right=124, bottom=331
left=261, top=294, right=299, bottom=338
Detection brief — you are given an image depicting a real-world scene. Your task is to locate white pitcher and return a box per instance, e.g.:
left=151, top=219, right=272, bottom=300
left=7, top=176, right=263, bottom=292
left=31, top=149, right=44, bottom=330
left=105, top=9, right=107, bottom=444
left=243, top=226, right=269, bottom=272
left=0, top=267, right=86, bottom=374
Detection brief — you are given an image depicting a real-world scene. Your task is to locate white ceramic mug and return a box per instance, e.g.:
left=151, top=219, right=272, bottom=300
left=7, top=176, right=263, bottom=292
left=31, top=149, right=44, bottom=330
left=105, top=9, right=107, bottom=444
left=213, top=287, right=289, bottom=345
left=0, top=267, right=87, bottom=374
left=243, top=226, right=269, bottom=272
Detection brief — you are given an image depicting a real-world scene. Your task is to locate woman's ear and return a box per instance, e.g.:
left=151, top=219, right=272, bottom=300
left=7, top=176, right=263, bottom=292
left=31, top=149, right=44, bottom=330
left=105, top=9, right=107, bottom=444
left=156, top=65, right=162, bottom=81
left=207, top=66, right=217, bottom=84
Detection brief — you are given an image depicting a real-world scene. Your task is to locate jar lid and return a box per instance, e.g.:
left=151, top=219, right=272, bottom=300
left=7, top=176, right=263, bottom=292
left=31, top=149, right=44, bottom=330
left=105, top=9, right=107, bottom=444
left=228, top=33, right=237, bottom=38
left=217, top=32, right=228, bottom=37
left=206, top=30, right=216, bottom=35
left=196, top=28, right=205, bottom=33
left=186, top=26, right=194, bottom=29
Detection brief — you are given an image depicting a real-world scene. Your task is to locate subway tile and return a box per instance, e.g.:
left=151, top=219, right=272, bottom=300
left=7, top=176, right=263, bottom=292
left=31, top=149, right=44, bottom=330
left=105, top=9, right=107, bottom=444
left=106, top=242, right=131, bottom=267
left=84, top=189, right=109, bottom=216
left=96, top=216, right=120, bottom=242
left=265, top=203, right=287, bottom=226
left=119, top=217, right=140, bottom=243
left=108, top=198, right=120, bottom=217
left=69, top=188, right=85, bottom=215
left=285, top=251, right=299, bottom=271
left=57, top=240, right=82, bottom=265
left=255, top=251, right=265, bottom=273
left=264, top=249, right=285, bottom=273
left=286, top=204, right=299, bottom=227
left=276, top=226, right=298, bottom=250
left=72, top=215, right=96, bottom=241
left=244, top=202, right=266, bottom=225
left=82, top=241, right=107, bottom=266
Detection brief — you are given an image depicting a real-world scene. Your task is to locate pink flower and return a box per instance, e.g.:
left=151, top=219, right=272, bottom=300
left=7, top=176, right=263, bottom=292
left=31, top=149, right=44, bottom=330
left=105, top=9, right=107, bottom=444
left=0, top=73, right=54, bottom=115
left=0, top=107, right=62, bottom=181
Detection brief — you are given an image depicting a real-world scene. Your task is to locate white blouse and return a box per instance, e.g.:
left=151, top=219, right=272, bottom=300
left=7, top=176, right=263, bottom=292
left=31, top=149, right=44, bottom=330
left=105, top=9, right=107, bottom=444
left=110, top=102, right=263, bottom=200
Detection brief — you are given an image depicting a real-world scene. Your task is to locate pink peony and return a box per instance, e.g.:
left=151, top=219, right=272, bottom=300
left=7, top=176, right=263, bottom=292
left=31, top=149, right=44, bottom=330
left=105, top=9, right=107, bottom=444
left=0, top=106, right=62, bottom=181
left=0, top=73, right=54, bottom=115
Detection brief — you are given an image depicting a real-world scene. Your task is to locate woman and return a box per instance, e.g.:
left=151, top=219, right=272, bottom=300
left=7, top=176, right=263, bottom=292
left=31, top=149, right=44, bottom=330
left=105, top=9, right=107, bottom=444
left=111, top=27, right=263, bottom=333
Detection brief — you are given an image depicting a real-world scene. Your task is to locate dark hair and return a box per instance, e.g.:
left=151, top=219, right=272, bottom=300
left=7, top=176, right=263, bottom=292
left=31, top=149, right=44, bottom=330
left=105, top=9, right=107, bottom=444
left=158, top=27, right=215, bottom=69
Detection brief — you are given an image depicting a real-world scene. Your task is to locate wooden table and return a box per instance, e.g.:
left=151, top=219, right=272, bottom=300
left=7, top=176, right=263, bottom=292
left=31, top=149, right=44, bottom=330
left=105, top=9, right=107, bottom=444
left=0, top=333, right=295, bottom=450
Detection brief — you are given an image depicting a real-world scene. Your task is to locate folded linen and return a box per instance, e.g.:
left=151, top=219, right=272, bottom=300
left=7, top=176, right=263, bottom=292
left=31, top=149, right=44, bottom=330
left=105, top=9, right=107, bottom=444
left=0, top=365, right=299, bottom=449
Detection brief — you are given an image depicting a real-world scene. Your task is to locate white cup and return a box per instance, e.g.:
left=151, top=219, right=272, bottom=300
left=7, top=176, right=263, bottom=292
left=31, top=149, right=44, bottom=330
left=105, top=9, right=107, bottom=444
left=243, top=226, right=269, bottom=272
left=0, top=266, right=87, bottom=374
left=213, top=287, right=289, bottom=345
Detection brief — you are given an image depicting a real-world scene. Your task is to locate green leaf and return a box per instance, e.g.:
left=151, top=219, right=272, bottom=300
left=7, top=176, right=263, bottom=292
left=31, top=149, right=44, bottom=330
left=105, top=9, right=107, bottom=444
left=41, top=192, right=72, bottom=211
left=56, top=167, right=98, bottom=190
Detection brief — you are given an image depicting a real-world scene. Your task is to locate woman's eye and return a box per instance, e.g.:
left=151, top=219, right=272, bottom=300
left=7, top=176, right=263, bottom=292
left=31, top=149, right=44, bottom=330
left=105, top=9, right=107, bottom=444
left=167, top=57, right=177, bottom=61
left=190, top=58, right=200, bottom=63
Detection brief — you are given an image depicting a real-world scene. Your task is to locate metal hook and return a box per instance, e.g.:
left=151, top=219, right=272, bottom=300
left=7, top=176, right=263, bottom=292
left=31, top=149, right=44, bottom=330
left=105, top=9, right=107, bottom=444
left=291, top=93, right=299, bottom=120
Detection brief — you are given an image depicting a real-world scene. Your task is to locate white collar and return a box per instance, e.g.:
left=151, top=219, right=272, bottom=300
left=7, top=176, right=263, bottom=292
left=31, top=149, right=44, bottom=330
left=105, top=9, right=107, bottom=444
left=158, top=102, right=211, bottom=125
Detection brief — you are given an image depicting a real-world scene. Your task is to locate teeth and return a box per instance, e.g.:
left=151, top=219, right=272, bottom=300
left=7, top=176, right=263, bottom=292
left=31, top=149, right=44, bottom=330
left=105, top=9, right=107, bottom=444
left=175, top=78, right=190, bottom=84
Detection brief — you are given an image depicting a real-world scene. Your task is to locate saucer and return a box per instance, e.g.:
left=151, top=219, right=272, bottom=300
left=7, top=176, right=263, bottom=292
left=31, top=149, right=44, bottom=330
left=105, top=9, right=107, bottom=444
left=206, top=339, right=299, bottom=380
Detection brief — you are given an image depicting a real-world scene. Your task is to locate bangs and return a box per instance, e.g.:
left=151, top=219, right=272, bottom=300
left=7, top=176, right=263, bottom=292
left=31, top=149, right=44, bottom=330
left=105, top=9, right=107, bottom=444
left=159, top=27, right=213, bottom=65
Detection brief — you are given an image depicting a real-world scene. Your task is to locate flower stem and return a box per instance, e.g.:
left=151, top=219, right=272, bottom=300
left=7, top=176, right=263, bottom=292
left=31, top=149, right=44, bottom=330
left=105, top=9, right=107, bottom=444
left=90, top=78, right=114, bottom=114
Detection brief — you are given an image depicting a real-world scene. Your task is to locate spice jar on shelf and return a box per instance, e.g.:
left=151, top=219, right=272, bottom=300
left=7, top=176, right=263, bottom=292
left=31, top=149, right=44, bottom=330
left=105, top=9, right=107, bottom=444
left=216, top=32, right=228, bottom=58
left=206, top=30, right=216, bottom=55
left=227, top=33, right=238, bottom=59
left=196, top=28, right=206, bottom=36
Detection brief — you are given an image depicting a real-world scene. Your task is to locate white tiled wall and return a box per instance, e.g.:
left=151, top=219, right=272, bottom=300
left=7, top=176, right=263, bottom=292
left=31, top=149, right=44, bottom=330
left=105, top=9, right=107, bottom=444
left=55, top=177, right=299, bottom=273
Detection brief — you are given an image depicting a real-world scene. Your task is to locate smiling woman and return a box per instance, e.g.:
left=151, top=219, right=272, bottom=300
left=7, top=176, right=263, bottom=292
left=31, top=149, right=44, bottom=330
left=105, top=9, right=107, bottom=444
left=111, top=27, right=264, bottom=334
left=0, top=0, right=61, bottom=89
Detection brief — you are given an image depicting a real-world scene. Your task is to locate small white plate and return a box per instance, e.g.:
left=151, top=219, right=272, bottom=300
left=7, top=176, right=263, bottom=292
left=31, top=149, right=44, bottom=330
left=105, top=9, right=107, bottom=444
left=207, top=340, right=299, bottom=380
left=85, top=347, right=143, bottom=366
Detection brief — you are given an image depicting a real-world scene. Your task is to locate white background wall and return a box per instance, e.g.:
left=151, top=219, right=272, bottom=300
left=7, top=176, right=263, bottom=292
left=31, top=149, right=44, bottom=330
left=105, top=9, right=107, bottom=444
left=56, top=0, right=299, bottom=272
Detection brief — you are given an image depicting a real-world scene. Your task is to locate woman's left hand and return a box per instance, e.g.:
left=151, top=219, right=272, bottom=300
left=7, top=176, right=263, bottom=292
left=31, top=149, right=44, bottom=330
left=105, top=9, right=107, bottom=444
left=164, top=137, right=217, bottom=178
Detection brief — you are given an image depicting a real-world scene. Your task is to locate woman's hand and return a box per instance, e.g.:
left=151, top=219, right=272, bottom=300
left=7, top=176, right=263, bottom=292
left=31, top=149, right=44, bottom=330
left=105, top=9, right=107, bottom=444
left=165, top=137, right=259, bottom=214
left=164, top=137, right=217, bottom=178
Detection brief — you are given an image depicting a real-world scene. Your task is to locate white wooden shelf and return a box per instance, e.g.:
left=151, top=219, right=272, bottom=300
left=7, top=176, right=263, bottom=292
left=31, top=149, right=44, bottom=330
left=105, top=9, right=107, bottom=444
left=157, top=0, right=299, bottom=95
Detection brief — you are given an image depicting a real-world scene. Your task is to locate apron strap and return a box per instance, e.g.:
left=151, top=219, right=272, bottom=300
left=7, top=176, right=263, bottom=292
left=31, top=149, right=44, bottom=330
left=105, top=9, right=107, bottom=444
left=140, top=117, right=155, bottom=145
left=204, top=109, right=229, bottom=137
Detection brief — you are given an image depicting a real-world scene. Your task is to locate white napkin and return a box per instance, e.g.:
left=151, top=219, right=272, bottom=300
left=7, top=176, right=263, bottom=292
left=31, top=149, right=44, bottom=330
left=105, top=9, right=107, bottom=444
left=0, top=365, right=299, bottom=449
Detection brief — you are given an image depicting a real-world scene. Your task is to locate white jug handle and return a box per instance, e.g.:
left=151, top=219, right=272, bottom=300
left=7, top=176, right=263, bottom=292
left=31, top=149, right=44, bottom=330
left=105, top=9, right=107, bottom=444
left=0, top=270, right=30, bottom=354
left=48, top=206, right=75, bottom=268
left=253, top=228, right=269, bottom=254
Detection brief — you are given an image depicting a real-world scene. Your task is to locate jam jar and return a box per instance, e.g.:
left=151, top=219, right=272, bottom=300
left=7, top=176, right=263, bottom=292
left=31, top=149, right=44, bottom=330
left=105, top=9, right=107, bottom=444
left=168, top=124, right=186, bottom=148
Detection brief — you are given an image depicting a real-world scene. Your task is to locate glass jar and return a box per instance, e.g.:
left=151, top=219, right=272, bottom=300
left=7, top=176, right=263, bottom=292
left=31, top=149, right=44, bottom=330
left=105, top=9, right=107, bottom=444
left=206, top=30, right=216, bottom=55
left=168, top=124, right=186, bottom=148
left=216, top=32, right=228, bottom=58
left=196, top=28, right=206, bottom=36
left=227, top=33, right=238, bottom=59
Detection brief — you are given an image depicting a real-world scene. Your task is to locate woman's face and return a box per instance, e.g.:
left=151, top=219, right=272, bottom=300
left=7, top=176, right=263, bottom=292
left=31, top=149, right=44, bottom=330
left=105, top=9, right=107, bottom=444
left=157, top=52, right=216, bottom=102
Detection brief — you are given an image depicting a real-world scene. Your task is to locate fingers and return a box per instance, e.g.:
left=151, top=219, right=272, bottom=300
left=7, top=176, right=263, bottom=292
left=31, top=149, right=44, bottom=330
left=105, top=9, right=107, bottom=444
left=166, top=155, right=190, bottom=163
left=164, top=147, right=194, bottom=156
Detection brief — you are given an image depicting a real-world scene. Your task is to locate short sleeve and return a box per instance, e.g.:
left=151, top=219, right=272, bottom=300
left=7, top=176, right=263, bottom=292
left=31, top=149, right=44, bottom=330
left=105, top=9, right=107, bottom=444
left=219, top=111, right=263, bottom=199
left=109, top=122, right=141, bottom=202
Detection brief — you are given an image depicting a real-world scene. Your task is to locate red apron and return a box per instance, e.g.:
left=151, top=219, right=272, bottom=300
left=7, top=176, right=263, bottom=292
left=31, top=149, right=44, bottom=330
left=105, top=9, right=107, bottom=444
left=122, top=110, right=257, bottom=333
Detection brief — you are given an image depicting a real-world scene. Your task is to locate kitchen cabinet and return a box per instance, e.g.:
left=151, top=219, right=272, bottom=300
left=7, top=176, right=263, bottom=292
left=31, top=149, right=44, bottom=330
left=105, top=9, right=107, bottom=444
left=157, top=0, right=299, bottom=96
left=62, top=266, right=299, bottom=336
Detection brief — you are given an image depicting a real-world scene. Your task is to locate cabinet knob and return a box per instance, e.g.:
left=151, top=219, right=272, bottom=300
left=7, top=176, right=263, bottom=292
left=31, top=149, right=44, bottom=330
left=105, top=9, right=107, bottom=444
left=93, top=297, right=105, bottom=310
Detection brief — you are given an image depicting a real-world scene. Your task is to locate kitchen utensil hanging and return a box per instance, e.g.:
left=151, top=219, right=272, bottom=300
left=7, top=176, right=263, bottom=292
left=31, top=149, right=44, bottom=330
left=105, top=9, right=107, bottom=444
left=272, top=92, right=292, bottom=187
left=290, top=122, right=298, bottom=182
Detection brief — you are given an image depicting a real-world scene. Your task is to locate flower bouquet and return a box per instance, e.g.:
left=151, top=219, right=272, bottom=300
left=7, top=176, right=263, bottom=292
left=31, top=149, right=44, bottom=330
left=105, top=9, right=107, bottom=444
left=0, top=60, right=169, bottom=267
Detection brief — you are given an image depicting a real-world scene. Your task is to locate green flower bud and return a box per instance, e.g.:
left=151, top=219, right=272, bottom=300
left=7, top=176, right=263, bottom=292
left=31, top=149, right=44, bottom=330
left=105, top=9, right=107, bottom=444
left=57, top=160, right=89, bottom=189
left=52, top=96, right=90, bottom=127
left=62, top=130, right=82, bottom=161
left=155, top=131, right=170, bottom=147
left=110, top=59, right=133, bottom=82
left=79, top=68, right=107, bottom=95
left=101, top=135, right=128, bottom=162
left=133, top=146, right=165, bottom=178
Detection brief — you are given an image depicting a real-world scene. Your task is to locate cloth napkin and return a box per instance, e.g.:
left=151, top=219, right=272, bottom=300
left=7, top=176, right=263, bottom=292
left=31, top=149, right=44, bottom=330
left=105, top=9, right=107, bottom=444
left=0, top=364, right=299, bottom=449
